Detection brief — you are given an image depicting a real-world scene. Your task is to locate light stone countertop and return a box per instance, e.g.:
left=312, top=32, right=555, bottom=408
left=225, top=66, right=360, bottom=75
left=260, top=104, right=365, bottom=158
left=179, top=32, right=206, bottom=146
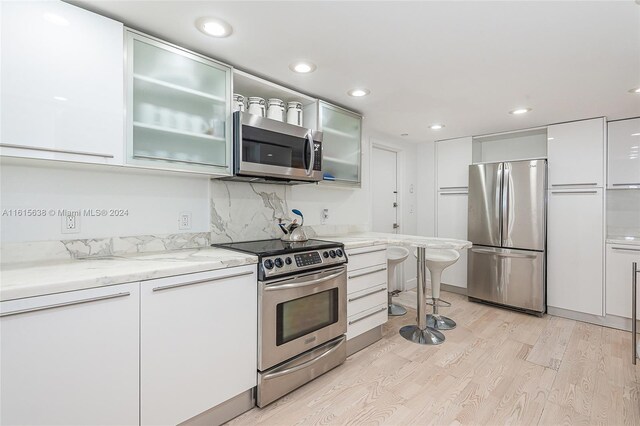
left=0, top=247, right=257, bottom=302
left=319, top=232, right=472, bottom=251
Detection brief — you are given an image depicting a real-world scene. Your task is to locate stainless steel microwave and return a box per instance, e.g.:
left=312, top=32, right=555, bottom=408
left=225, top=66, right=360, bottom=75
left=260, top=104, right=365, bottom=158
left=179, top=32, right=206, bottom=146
left=226, top=111, right=323, bottom=184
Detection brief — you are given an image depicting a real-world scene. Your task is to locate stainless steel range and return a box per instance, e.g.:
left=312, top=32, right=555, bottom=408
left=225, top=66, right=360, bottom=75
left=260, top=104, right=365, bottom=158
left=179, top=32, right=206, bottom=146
left=214, top=239, right=348, bottom=407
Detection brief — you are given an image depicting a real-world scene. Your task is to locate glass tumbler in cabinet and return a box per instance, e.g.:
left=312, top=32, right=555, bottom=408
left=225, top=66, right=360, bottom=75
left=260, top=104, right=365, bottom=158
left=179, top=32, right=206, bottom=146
left=319, top=102, right=362, bottom=186
left=125, top=31, right=232, bottom=175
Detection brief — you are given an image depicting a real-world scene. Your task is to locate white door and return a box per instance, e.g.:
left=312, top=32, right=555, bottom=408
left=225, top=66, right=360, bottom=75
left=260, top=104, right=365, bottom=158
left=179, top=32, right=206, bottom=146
left=372, top=147, right=398, bottom=233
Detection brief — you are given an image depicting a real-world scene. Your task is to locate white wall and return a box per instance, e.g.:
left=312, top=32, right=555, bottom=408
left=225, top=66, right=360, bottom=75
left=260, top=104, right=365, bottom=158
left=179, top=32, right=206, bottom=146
left=0, top=161, right=210, bottom=242
left=416, top=141, right=436, bottom=237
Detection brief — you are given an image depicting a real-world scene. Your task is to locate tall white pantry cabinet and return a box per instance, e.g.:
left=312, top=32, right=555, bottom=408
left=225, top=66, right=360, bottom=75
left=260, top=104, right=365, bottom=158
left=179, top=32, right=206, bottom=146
left=547, top=118, right=606, bottom=316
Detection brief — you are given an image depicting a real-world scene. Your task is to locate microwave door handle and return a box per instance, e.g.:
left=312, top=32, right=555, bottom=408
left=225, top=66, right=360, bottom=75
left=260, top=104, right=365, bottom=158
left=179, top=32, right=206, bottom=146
left=305, top=131, right=314, bottom=176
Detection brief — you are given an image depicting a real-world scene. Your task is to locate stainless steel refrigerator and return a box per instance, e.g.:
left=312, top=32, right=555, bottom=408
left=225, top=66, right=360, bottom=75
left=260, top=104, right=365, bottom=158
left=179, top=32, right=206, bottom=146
left=467, top=159, right=546, bottom=314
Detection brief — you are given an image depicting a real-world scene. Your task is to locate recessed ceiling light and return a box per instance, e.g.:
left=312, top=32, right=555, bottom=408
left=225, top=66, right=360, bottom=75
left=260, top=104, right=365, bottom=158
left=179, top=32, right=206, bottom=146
left=289, top=62, right=316, bottom=73
left=401, top=133, right=409, bottom=137
left=196, top=17, right=232, bottom=38
left=53, top=96, right=68, bottom=101
left=547, top=137, right=555, bottom=141
left=348, top=88, right=370, bottom=97
left=629, top=87, right=640, bottom=94
left=429, top=124, right=444, bottom=130
left=509, top=108, right=532, bottom=115
left=43, top=13, right=69, bottom=26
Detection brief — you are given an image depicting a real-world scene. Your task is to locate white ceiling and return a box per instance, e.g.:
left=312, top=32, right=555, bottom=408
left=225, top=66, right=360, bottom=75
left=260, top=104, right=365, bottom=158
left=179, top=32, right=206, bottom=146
left=73, top=0, right=640, bottom=143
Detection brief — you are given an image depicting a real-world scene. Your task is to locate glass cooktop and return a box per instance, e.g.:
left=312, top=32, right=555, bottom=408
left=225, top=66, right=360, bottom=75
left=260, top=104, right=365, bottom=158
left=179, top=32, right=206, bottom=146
left=213, top=239, right=341, bottom=257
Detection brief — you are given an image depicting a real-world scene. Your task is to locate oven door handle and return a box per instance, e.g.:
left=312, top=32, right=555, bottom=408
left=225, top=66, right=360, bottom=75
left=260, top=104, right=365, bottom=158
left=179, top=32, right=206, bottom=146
left=262, top=337, right=344, bottom=380
left=265, top=269, right=345, bottom=291
left=305, top=131, right=315, bottom=176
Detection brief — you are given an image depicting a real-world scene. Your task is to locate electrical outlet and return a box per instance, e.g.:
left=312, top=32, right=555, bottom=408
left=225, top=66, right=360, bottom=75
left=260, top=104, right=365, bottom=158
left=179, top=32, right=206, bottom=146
left=321, top=208, right=329, bottom=225
left=61, top=214, right=80, bottom=234
left=179, top=211, right=192, bottom=230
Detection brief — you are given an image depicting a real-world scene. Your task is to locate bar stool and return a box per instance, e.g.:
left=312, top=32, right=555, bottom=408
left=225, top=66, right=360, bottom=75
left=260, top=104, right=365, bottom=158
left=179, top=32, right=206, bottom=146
left=387, top=246, right=409, bottom=316
left=423, top=249, right=459, bottom=330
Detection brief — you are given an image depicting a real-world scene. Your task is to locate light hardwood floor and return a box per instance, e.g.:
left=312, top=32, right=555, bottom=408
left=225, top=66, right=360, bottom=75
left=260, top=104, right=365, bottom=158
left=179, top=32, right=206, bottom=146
left=229, top=291, right=640, bottom=425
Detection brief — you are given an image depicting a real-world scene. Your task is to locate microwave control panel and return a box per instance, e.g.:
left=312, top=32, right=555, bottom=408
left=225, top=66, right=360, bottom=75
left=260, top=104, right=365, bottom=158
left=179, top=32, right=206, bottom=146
left=313, top=142, right=322, bottom=171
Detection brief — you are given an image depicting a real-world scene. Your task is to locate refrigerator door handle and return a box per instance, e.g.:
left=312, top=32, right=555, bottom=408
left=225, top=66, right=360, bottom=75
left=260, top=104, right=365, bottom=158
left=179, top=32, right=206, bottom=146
left=471, top=248, right=538, bottom=259
left=501, top=163, right=511, bottom=247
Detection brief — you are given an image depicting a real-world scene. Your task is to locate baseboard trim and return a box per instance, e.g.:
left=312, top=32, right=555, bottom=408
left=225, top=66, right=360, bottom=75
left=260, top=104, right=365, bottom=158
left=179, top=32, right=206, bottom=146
left=180, top=388, right=255, bottom=426
left=547, top=306, right=639, bottom=332
left=347, top=326, right=383, bottom=357
left=441, top=283, right=467, bottom=295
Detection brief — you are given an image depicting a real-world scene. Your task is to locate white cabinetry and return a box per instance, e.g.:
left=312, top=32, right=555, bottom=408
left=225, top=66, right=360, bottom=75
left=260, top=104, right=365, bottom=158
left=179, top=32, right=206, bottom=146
left=345, top=246, right=387, bottom=340
left=126, top=30, right=232, bottom=176
left=0, top=0, right=124, bottom=164
left=605, top=243, right=640, bottom=318
left=547, top=118, right=605, bottom=188
left=547, top=188, right=604, bottom=316
left=140, top=265, right=257, bottom=425
left=608, top=118, right=640, bottom=188
left=0, top=283, right=139, bottom=425
left=437, top=192, right=468, bottom=288
left=436, top=137, right=472, bottom=190
left=435, top=137, right=471, bottom=288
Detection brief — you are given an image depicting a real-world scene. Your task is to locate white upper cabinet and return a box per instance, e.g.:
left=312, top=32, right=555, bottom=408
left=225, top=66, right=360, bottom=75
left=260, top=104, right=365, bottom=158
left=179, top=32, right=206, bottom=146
left=126, top=30, right=232, bottom=176
left=316, top=101, right=362, bottom=186
left=436, top=137, right=473, bottom=190
left=608, top=118, right=640, bottom=188
left=0, top=1, right=124, bottom=164
left=547, top=118, right=605, bottom=188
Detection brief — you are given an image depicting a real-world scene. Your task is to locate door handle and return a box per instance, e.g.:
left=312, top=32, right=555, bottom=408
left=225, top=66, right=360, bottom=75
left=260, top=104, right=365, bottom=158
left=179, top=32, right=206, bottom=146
left=0, top=292, right=130, bottom=317
left=265, top=269, right=345, bottom=291
left=152, top=271, right=253, bottom=292
left=348, top=307, right=386, bottom=325
left=304, top=131, right=314, bottom=176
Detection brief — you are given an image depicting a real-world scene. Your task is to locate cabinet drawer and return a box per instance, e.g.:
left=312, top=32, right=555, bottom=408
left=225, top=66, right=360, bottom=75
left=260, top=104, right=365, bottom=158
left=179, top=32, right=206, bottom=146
left=346, top=246, right=387, bottom=272
left=347, top=265, right=387, bottom=294
left=347, top=284, right=387, bottom=317
left=346, top=303, right=387, bottom=340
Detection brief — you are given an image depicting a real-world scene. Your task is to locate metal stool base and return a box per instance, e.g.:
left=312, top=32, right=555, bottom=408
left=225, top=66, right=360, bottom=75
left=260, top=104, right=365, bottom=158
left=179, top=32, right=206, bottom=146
left=426, top=314, right=456, bottom=330
left=388, top=303, right=407, bottom=316
left=400, top=325, right=445, bottom=345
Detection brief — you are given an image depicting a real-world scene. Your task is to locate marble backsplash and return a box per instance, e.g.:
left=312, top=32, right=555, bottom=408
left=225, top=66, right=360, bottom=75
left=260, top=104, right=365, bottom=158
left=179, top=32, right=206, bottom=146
left=0, top=232, right=211, bottom=264
left=209, top=180, right=368, bottom=243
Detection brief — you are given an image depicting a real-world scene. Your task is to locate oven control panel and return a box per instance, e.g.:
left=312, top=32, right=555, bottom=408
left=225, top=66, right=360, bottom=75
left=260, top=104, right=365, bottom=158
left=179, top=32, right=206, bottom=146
left=260, top=247, right=347, bottom=279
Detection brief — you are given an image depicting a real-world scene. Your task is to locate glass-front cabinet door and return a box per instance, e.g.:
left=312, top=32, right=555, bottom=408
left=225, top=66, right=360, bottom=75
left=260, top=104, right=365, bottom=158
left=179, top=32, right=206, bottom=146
left=318, top=101, right=362, bottom=186
left=125, top=31, right=232, bottom=175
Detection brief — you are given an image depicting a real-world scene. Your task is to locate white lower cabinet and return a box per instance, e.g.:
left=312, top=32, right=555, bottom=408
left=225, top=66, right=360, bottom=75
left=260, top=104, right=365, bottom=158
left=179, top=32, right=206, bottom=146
left=547, top=189, right=604, bottom=316
left=140, top=265, right=257, bottom=425
left=346, top=245, right=388, bottom=340
left=0, top=283, right=139, bottom=426
left=437, top=191, right=468, bottom=288
left=606, top=244, right=640, bottom=318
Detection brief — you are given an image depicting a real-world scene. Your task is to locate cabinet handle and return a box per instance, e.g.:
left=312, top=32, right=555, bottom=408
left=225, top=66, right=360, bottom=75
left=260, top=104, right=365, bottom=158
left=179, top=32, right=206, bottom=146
left=348, top=267, right=387, bottom=279
left=0, top=292, right=130, bottom=317
left=632, top=262, right=639, bottom=365
left=133, top=154, right=226, bottom=168
left=612, top=246, right=640, bottom=252
left=0, top=143, right=114, bottom=158
left=551, top=191, right=598, bottom=194
left=348, top=286, right=387, bottom=302
left=612, top=183, right=640, bottom=186
left=152, top=270, right=253, bottom=292
left=440, top=192, right=468, bottom=195
left=551, top=183, right=597, bottom=187
left=348, top=307, right=386, bottom=325
left=439, top=186, right=468, bottom=190
left=347, top=248, right=387, bottom=256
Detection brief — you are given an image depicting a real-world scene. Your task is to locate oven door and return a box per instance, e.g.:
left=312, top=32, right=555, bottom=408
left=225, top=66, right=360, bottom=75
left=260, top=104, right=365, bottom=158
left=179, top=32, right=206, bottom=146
left=234, top=111, right=323, bottom=182
left=258, top=265, right=347, bottom=371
